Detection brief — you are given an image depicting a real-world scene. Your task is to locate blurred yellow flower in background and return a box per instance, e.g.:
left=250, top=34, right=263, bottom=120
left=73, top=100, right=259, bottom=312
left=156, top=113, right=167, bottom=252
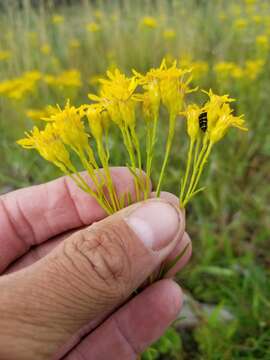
left=163, top=28, right=176, bottom=39
left=44, top=69, right=82, bottom=88
left=214, top=61, right=243, bottom=80
left=256, top=34, right=269, bottom=51
left=86, top=22, right=101, bottom=33
left=179, top=56, right=209, bottom=80
left=234, top=18, right=248, bottom=29
left=94, top=10, right=104, bottom=19
left=0, top=71, right=42, bottom=100
left=40, top=43, right=52, bottom=55
left=52, top=14, right=64, bottom=25
left=245, top=59, right=264, bottom=80
left=0, top=50, right=11, bottom=61
left=141, top=16, right=158, bottom=28
left=252, top=15, right=263, bottom=24
left=26, top=105, right=59, bottom=121
left=69, top=38, right=81, bottom=49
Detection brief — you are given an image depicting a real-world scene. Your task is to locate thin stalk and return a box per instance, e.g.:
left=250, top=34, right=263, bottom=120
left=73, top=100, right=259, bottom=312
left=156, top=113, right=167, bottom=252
left=193, top=136, right=201, bottom=167
left=130, top=125, right=149, bottom=199
left=156, top=112, right=176, bottom=196
left=145, top=114, right=158, bottom=197
left=78, top=149, right=113, bottom=211
left=183, top=139, right=209, bottom=202
left=69, top=172, right=113, bottom=214
left=120, top=126, right=140, bottom=201
left=97, top=139, right=119, bottom=212
left=183, top=141, right=212, bottom=206
left=189, top=141, right=213, bottom=196
left=179, top=138, right=194, bottom=205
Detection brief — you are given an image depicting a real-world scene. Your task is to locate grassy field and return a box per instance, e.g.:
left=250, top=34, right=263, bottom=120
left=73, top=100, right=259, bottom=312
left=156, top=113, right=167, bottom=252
left=0, top=0, right=270, bottom=359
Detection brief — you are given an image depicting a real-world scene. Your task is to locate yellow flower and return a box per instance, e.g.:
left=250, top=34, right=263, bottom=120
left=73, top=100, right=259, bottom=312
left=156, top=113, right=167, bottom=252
left=40, top=43, right=51, bottom=55
left=69, top=38, right=81, bottom=49
left=203, top=90, right=247, bottom=143
left=252, top=15, right=262, bottom=24
left=52, top=14, right=64, bottom=24
left=163, top=28, right=176, bottom=39
left=141, top=16, right=158, bottom=29
left=43, top=101, right=89, bottom=155
left=218, top=12, right=227, bottom=22
left=0, top=71, right=42, bottom=100
left=156, top=60, right=193, bottom=114
left=203, top=89, right=234, bottom=128
left=134, top=69, right=161, bottom=121
left=86, top=22, right=101, bottom=33
left=44, top=69, right=82, bottom=88
left=234, top=18, right=248, bottom=30
left=26, top=105, right=59, bottom=121
left=214, top=61, right=244, bottom=80
left=244, top=59, right=264, bottom=80
left=256, top=35, right=269, bottom=50
left=27, top=31, right=38, bottom=47
left=94, top=10, right=103, bottom=19
left=0, top=50, right=11, bottom=61
left=85, top=104, right=110, bottom=140
left=136, top=59, right=194, bottom=115
left=209, top=103, right=247, bottom=144
left=180, top=57, right=209, bottom=80
left=183, top=104, right=201, bottom=141
left=17, top=124, right=73, bottom=172
left=89, top=69, right=138, bottom=127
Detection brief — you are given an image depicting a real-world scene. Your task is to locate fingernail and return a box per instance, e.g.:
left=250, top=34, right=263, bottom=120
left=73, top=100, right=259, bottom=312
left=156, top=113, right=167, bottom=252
left=125, top=200, right=181, bottom=251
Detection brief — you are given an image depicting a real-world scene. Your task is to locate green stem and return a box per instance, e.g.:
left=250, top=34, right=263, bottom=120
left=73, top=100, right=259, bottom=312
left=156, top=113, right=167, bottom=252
left=78, top=150, right=113, bottom=212
left=130, top=125, right=149, bottom=200
left=184, top=139, right=208, bottom=201
left=97, top=139, right=119, bottom=212
left=180, top=138, right=194, bottom=206
left=183, top=141, right=212, bottom=206
left=190, top=142, right=213, bottom=196
left=69, top=171, right=113, bottom=214
left=193, top=136, right=201, bottom=167
left=120, top=126, right=140, bottom=201
left=156, top=112, right=176, bottom=196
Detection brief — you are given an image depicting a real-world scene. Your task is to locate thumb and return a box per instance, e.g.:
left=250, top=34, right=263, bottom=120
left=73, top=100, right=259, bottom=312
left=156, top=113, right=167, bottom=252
left=0, top=198, right=184, bottom=360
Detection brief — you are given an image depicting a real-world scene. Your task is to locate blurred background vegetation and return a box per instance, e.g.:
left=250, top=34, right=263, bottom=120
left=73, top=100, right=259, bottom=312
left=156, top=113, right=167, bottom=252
left=0, top=0, right=269, bottom=358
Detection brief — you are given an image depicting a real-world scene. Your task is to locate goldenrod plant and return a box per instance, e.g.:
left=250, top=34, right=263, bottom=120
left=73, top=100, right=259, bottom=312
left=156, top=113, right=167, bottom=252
left=18, top=60, right=248, bottom=214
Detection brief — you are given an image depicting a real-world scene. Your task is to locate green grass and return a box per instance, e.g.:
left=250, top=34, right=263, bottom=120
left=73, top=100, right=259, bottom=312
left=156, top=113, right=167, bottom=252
left=0, top=0, right=270, bottom=358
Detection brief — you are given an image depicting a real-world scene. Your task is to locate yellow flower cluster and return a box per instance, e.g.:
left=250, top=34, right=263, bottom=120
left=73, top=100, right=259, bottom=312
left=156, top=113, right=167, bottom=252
left=0, top=71, right=41, bottom=100
left=86, top=22, right=101, bottom=33
left=214, top=60, right=264, bottom=82
left=0, top=69, right=82, bottom=101
left=0, top=50, right=11, bottom=61
left=17, top=59, right=248, bottom=213
left=141, top=16, right=158, bottom=29
left=44, top=69, right=82, bottom=88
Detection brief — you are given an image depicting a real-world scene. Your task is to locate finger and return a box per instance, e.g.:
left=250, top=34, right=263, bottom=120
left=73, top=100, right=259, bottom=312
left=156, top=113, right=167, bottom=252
left=0, top=199, right=184, bottom=359
left=5, top=193, right=189, bottom=275
left=163, top=232, right=192, bottom=277
left=64, top=280, right=182, bottom=360
left=151, top=190, right=180, bottom=207
left=0, top=167, right=150, bottom=272
left=2, top=192, right=177, bottom=274
left=5, top=230, right=192, bottom=277
left=152, top=192, right=191, bottom=274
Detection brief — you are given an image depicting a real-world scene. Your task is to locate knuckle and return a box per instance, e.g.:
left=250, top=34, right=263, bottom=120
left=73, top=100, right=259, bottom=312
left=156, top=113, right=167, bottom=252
left=66, top=222, right=132, bottom=296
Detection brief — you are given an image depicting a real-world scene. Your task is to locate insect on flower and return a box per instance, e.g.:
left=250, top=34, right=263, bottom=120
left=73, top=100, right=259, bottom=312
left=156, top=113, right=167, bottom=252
left=198, top=111, right=208, bottom=132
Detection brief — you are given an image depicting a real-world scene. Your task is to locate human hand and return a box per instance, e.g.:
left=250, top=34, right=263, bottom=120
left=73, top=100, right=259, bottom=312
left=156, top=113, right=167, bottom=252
left=0, top=167, right=191, bottom=360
